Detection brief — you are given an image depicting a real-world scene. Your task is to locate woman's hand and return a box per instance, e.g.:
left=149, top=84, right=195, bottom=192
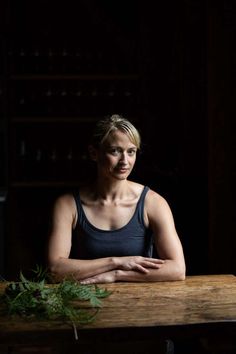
left=113, top=256, right=164, bottom=274
left=79, top=257, right=165, bottom=284
left=80, top=270, right=117, bottom=284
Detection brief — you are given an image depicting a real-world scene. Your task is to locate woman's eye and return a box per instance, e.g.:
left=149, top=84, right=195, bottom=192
left=109, top=148, right=120, bottom=155
left=128, top=150, right=136, bottom=156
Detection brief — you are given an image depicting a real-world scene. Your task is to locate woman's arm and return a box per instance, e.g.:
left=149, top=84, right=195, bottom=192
left=123, top=190, right=186, bottom=282
left=47, top=194, right=164, bottom=281
left=47, top=194, right=115, bottom=280
left=147, top=190, right=186, bottom=281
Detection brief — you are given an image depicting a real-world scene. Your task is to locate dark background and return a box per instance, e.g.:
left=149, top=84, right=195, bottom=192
left=0, top=0, right=235, bottom=279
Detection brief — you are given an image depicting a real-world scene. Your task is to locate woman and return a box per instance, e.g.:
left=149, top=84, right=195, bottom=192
left=47, top=114, right=186, bottom=283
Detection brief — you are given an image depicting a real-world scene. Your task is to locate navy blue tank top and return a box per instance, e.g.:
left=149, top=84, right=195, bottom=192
left=70, top=186, right=153, bottom=260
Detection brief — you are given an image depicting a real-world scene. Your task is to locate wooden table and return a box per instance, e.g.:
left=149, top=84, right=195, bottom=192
left=1, top=274, right=236, bottom=353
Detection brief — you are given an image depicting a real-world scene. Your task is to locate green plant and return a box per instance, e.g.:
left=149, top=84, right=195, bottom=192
left=0, top=266, right=111, bottom=339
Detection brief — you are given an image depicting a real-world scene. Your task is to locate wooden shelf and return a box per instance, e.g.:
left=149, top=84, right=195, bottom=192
left=10, top=181, right=82, bottom=188
left=10, top=74, right=139, bottom=81
left=11, top=116, right=99, bottom=123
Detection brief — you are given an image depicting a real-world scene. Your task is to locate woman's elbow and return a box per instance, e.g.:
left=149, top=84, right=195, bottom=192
left=176, top=271, right=186, bottom=281
left=47, top=257, right=64, bottom=278
left=175, top=262, right=186, bottom=281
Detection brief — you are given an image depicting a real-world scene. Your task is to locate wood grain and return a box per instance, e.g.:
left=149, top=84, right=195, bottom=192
left=0, top=275, right=236, bottom=342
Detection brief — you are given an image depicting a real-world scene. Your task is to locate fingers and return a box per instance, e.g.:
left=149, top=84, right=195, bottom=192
left=80, top=270, right=116, bottom=284
left=134, top=264, right=150, bottom=273
left=144, top=257, right=165, bottom=264
left=127, top=257, right=165, bottom=273
left=142, top=258, right=165, bottom=269
left=80, top=277, right=97, bottom=285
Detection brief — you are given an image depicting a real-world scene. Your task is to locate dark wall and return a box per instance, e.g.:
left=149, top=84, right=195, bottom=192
left=207, top=1, right=236, bottom=274
left=140, top=1, right=235, bottom=275
left=132, top=1, right=209, bottom=275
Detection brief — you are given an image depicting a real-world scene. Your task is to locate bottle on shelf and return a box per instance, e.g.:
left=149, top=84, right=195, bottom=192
left=17, top=139, right=30, bottom=181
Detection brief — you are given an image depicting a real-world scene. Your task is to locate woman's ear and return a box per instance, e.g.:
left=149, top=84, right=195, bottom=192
left=88, top=145, right=98, bottom=161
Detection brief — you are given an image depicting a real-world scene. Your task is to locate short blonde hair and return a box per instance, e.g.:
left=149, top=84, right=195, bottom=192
left=90, top=114, right=141, bottom=149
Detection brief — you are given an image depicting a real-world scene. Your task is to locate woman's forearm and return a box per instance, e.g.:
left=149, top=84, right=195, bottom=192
left=48, top=256, right=117, bottom=281
left=116, top=260, right=186, bottom=282
left=48, top=255, right=165, bottom=281
left=79, top=260, right=186, bottom=284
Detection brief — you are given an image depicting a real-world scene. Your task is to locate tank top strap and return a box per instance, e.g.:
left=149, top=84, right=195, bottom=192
left=73, top=192, right=84, bottom=225
left=136, top=186, right=150, bottom=226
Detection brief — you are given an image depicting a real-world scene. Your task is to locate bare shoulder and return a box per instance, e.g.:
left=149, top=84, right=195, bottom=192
left=51, top=193, right=77, bottom=229
left=146, top=188, right=168, bottom=206
left=145, top=189, right=173, bottom=218
left=53, top=193, right=76, bottom=215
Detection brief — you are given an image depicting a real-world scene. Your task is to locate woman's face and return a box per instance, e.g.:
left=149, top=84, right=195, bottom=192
left=94, top=130, right=137, bottom=180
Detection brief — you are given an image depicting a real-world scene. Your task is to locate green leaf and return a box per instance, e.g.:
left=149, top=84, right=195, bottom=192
left=1, top=266, right=111, bottom=338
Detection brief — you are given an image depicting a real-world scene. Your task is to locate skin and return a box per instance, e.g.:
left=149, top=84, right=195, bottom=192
left=47, top=130, right=186, bottom=283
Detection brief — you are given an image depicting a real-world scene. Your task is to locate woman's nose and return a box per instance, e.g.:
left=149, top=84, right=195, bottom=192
left=120, top=152, right=128, bottom=163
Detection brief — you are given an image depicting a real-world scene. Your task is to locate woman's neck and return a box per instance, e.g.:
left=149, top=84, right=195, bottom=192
left=92, top=178, right=132, bottom=202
